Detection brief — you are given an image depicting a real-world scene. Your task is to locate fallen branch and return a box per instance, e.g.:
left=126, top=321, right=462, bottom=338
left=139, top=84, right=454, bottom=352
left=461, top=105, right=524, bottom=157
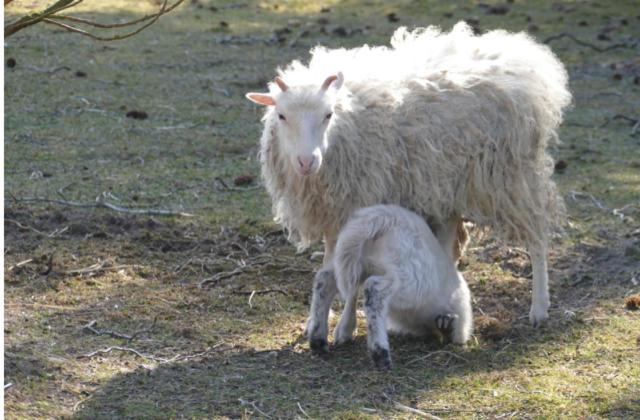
left=82, top=316, right=159, bottom=342
left=83, top=320, right=132, bottom=340
left=63, top=261, right=145, bottom=276
left=78, top=342, right=231, bottom=364
left=7, top=196, right=193, bottom=217
left=78, top=346, right=168, bottom=363
left=543, top=32, right=630, bottom=52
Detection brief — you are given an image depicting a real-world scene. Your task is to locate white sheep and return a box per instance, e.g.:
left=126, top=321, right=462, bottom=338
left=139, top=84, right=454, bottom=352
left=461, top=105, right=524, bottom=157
left=307, top=204, right=473, bottom=369
left=246, top=22, right=571, bottom=326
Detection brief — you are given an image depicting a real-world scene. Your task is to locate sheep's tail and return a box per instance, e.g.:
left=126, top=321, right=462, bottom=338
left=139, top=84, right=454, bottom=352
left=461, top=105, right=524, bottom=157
left=334, top=207, right=397, bottom=298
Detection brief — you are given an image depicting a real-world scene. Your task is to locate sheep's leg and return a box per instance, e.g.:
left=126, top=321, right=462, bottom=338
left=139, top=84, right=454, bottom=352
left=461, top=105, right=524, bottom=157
left=303, top=232, right=338, bottom=339
left=435, top=313, right=458, bottom=337
left=333, top=292, right=358, bottom=346
left=435, top=215, right=468, bottom=264
left=307, top=268, right=337, bottom=354
left=363, top=275, right=394, bottom=370
left=528, top=241, right=550, bottom=327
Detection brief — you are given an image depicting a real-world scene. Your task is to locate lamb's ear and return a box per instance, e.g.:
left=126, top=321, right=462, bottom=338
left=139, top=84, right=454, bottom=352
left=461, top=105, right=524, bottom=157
left=321, top=71, right=344, bottom=92
left=245, top=93, right=276, bottom=106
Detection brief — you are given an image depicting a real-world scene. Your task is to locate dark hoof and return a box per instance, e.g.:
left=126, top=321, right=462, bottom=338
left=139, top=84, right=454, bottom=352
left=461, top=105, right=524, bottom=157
left=309, top=338, right=329, bottom=355
left=435, top=313, right=458, bottom=336
left=370, top=346, right=391, bottom=370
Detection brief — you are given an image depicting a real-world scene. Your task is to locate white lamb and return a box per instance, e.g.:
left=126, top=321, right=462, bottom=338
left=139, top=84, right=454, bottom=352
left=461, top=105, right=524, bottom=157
left=307, top=204, right=472, bottom=370
left=246, top=22, right=571, bottom=326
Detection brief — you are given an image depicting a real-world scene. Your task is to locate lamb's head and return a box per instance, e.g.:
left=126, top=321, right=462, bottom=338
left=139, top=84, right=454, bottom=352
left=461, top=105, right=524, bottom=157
left=246, top=72, right=343, bottom=176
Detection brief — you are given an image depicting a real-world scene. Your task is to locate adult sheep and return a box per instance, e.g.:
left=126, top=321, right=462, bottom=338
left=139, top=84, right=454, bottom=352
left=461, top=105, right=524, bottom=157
left=246, top=22, right=571, bottom=326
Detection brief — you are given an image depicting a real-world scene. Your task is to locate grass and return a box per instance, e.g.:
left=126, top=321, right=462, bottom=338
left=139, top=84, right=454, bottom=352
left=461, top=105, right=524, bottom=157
left=4, top=0, right=640, bottom=418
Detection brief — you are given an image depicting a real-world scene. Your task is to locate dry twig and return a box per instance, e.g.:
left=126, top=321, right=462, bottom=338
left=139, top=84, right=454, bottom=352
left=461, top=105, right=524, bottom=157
left=543, top=32, right=631, bottom=52
left=83, top=320, right=132, bottom=340
left=382, top=394, right=442, bottom=420
left=5, top=0, right=186, bottom=39
left=7, top=196, right=193, bottom=217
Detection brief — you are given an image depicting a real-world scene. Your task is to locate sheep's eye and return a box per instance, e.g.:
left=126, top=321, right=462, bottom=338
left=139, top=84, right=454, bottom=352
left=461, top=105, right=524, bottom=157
left=325, top=112, right=333, bottom=120
left=278, top=114, right=286, bottom=121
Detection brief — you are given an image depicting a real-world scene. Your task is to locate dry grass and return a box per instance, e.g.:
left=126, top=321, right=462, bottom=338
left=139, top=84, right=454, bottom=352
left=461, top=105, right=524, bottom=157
left=4, top=0, right=640, bottom=418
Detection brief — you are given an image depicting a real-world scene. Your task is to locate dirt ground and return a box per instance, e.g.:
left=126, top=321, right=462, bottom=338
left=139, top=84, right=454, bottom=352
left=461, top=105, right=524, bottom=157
left=4, top=0, right=640, bottom=418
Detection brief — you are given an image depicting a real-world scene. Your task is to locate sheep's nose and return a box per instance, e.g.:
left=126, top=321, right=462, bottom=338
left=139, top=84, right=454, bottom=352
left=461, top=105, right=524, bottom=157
left=297, top=156, right=315, bottom=174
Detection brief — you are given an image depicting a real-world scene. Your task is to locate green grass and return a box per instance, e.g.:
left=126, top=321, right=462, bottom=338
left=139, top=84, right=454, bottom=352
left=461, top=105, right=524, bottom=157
left=4, top=0, right=640, bottom=418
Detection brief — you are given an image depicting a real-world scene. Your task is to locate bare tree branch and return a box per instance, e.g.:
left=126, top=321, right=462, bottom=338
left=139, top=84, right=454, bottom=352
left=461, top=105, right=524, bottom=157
left=5, top=0, right=186, bottom=40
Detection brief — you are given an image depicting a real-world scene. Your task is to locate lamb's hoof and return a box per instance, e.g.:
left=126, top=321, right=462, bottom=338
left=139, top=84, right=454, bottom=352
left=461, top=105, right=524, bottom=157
left=309, top=338, right=329, bottom=355
left=370, top=346, right=391, bottom=371
left=435, top=313, right=458, bottom=336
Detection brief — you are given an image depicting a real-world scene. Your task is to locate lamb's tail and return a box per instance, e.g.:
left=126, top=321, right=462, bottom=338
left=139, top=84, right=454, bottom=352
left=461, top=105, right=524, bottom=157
left=334, top=207, right=398, bottom=298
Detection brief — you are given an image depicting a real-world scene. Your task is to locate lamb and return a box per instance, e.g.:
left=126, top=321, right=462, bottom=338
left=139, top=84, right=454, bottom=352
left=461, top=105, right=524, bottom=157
left=246, top=22, right=571, bottom=326
left=307, top=204, right=473, bottom=369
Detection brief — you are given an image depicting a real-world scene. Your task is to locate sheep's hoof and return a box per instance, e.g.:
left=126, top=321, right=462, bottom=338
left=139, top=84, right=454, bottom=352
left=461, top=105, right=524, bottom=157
left=529, top=306, right=549, bottom=328
left=309, top=338, right=329, bottom=355
left=435, top=313, right=458, bottom=336
left=370, top=346, right=391, bottom=371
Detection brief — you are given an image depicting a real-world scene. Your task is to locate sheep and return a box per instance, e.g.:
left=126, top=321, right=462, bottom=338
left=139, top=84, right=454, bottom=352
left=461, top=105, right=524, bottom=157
left=307, top=204, right=473, bottom=369
left=245, top=22, right=572, bottom=326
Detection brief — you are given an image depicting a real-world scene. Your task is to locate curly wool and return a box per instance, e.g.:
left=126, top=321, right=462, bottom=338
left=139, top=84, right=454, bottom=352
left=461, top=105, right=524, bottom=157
left=259, top=22, right=572, bottom=249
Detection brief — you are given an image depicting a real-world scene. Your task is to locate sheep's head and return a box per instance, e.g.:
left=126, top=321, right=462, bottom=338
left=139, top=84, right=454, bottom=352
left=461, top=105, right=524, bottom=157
left=246, top=72, right=343, bottom=176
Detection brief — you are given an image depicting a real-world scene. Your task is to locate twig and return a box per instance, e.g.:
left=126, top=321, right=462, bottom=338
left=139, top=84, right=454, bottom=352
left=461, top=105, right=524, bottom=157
left=83, top=320, right=132, bottom=340
left=6, top=0, right=186, bottom=40
left=63, top=261, right=145, bottom=276
left=200, top=267, right=246, bottom=287
left=612, top=114, right=639, bottom=125
left=7, top=196, right=193, bottom=217
left=4, top=383, right=14, bottom=390
left=297, top=402, right=310, bottom=419
left=8, top=258, right=34, bottom=271
left=382, top=394, right=441, bottom=420
left=5, top=218, right=47, bottom=236
left=51, top=0, right=183, bottom=29
left=232, top=288, right=288, bottom=296
left=407, top=350, right=470, bottom=365
left=239, top=399, right=272, bottom=418
left=78, top=346, right=168, bottom=363
left=543, top=33, right=630, bottom=52
left=567, top=191, right=606, bottom=210
left=97, top=199, right=194, bottom=217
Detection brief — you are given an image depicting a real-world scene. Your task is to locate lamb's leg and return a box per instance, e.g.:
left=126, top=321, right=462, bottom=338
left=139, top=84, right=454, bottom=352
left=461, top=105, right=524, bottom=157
left=307, top=268, right=337, bottom=354
left=435, top=215, right=468, bottom=264
left=528, top=241, right=550, bottom=327
left=363, top=275, right=394, bottom=370
left=333, top=292, right=357, bottom=346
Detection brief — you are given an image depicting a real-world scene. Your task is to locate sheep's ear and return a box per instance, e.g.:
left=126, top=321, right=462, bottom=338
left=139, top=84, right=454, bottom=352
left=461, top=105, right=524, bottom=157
left=245, top=93, right=276, bottom=106
left=274, top=76, right=289, bottom=92
left=321, top=71, right=344, bottom=91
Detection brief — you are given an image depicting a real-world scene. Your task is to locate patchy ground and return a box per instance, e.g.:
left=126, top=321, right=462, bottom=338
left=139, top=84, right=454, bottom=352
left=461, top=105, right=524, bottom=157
left=4, top=0, right=640, bottom=418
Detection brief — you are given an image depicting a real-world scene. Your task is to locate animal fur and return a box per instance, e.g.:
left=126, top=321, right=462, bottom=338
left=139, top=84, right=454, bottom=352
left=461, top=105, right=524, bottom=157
left=307, top=204, right=472, bottom=369
left=249, top=22, right=571, bottom=325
